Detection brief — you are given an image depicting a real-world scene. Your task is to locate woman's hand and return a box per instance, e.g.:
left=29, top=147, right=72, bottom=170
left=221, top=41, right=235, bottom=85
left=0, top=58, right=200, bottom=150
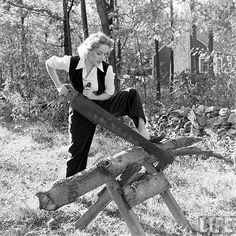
left=57, top=84, right=68, bottom=95
left=83, top=87, right=96, bottom=99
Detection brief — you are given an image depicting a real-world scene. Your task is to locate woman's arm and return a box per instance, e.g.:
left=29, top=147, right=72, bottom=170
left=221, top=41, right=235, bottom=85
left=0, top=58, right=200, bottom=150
left=45, top=56, right=70, bottom=95
left=45, top=62, right=62, bottom=89
left=83, top=88, right=112, bottom=100
left=94, top=93, right=113, bottom=100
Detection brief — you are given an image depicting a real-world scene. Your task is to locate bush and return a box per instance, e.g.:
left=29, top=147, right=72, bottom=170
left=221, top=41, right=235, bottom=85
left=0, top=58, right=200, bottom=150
left=172, top=71, right=236, bottom=108
left=36, top=98, right=69, bottom=129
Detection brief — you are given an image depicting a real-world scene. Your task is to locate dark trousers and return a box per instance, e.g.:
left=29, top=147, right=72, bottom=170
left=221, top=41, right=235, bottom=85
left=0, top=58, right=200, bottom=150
left=67, top=89, right=146, bottom=177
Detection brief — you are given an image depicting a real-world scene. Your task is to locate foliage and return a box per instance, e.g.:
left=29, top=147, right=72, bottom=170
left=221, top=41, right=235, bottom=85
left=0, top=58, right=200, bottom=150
left=173, top=71, right=236, bottom=108
left=0, top=0, right=235, bottom=126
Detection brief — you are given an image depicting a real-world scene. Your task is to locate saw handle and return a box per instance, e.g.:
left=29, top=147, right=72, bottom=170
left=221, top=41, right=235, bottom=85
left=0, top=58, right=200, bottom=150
left=64, top=84, right=77, bottom=93
left=63, top=84, right=79, bottom=101
left=64, top=82, right=91, bottom=93
left=63, top=83, right=92, bottom=102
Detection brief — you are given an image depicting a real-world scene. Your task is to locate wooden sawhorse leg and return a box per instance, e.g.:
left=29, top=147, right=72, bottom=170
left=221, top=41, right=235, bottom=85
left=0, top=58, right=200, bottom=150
left=144, top=163, right=191, bottom=230
left=75, top=164, right=141, bottom=230
left=106, top=176, right=146, bottom=236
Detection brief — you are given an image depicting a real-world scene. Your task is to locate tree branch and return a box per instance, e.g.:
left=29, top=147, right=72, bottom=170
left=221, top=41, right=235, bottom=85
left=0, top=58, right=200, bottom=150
left=4, top=1, right=62, bottom=21
left=173, top=146, right=233, bottom=164
left=68, top=0, right=75, bottom=14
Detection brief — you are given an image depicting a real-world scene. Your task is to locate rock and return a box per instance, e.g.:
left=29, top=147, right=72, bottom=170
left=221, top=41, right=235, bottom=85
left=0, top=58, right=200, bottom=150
left=207, top=117, right=219, bottom=126
left=231, top=109, right=236, bottom=114
left=227, top=113, right=236, bottom=124
left=205, top=106, right=220, bottom=118
left=196, top=115, right=207, bottom=127
left=168, top=110, right=181, bottom=118
left=205, top=106, right=215, bottom=113
left=217, top=117, right=229, bottom=126
left=219, top=108, right=229, bottom=117
left=184, top=121, right=191, bottom=133
left=187, top=110, right=196, bottom=123
left=194, top=105, right=205, bottom=116
left=228, top=128, right=236, bottom=135
left=231, top=124, right=236, bottom=129
left=178, top=107, right=191, bottom=117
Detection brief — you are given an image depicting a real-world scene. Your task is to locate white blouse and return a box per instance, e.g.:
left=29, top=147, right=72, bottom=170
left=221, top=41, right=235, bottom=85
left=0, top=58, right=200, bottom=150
left=46, top=55, right=115, bottom=95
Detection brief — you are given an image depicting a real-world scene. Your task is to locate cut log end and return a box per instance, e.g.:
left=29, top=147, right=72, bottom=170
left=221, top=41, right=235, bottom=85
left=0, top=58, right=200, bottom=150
left=36, top=192, right=58, bottom=211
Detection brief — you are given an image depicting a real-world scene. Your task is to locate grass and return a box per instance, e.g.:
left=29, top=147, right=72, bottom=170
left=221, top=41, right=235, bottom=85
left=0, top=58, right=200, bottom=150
left=0, top=120, right=235, bottom=236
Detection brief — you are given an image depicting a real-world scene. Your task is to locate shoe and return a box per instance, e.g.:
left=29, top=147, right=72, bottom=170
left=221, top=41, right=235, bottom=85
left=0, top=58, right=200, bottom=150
left=150, top=132, right=166, bottom=143
left=138, top=130, right=166, bottom=143
left=138, top=129, right=150, bottom=140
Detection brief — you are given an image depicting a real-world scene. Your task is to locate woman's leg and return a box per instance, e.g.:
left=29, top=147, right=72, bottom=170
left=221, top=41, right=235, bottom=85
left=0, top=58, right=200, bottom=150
left=100, top=89, right=150, bottom=139
left=67, top=108, right=96, bottom=177
left=137, top=117, right=150, bottom=139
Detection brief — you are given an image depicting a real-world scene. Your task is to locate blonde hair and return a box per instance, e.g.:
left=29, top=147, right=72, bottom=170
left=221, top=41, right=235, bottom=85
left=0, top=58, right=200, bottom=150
left=77, top=32, right=114, bottom=58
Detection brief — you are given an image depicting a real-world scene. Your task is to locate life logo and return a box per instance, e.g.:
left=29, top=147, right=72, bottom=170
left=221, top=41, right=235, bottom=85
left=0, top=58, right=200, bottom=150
left=197, top=216, right=236, bottom=235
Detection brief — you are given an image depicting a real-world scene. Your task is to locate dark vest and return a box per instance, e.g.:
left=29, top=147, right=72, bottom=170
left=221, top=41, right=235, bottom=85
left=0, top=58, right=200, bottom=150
left=68, top=56, right=109, bottom=95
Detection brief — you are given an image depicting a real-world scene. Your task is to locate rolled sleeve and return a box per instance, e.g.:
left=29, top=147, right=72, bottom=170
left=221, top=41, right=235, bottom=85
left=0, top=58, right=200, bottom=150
left=46, top=55, right=71, bottom=72
left=105, top=65, right=115, bottom=95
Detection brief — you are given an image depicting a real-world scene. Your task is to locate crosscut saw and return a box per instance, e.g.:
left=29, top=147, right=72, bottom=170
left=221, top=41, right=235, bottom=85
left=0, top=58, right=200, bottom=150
left=65, top=84, right=174, bottom=170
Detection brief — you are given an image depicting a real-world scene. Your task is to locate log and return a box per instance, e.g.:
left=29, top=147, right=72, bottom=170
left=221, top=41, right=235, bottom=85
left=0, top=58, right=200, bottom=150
left=123, top=172, right=171, bottom=207
left=36, top=137, right=213, bottom=211
left=36, top=166, right=110, bottom=210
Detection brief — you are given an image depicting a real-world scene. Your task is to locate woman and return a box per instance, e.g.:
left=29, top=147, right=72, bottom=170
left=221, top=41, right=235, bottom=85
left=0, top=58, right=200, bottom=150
left=45, top=32, right=150, bottom=178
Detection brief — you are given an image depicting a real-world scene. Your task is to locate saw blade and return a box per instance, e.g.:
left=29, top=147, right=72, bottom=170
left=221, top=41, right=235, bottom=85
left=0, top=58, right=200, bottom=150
left=65, top=85, right=174, bottom=170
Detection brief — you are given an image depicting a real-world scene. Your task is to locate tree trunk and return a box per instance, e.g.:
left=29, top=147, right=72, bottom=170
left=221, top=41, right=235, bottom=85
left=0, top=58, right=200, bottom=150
left=116, top=38, right=121, bottom=90
left=208, top=28, right=214, bottom=76
left=18, top=0, right=27, bottom=73
left=95, top=0, right=110, bottom=35
left=0, top=67, right=3, bottom=90
left=115, top=0, right=121, bottom=92
left=81, top=0, right=89, bottom=40
left=170, top=49, right=174, bottom=94
left=150, top=0, right=161, bottom=100
left=95, top=0, right=119, bottom=92
left=63, top=0, right=72, bottom=55
left=169, top=0, right=174, bottom=95
left=190, top=0, right=198, bottom=74
left=154, top=39, right=161, bottom=100
left=191, top=24, right=198, bottom=73
left=136, top=35, right=147, bottom=102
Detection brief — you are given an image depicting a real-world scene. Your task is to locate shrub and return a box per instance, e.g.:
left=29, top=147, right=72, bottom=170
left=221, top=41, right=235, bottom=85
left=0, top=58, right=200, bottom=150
left=173, top=71, right=236, bottom=108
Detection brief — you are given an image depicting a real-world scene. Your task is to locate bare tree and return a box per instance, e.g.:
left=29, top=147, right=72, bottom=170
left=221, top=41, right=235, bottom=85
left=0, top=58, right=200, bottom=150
left=190, top=0, right=198, bottom=74
left=154, top=39, right=161, bottom=100
left=95, top=0, right=119, bottom=92
left=95, top=0, right=111, bottom=35
left=63, top=0, right=74, bottom=55
left=208, top=28, right=214, bottom=76
left=169, top=0, right=174, bottom=95
left=81, top=0, right=89, bottom=39
left=150, top=0, right=161, bottom=100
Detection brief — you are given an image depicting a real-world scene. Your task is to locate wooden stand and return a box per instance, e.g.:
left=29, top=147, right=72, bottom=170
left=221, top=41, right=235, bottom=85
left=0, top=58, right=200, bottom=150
left=35, top=136, right=227, bottom=235
left=75, top=163, right=191, bottom=235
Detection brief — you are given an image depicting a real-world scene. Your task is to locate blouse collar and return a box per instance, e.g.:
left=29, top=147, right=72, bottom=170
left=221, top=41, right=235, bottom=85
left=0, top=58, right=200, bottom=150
left=76, top=58, right=104, bottom=72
